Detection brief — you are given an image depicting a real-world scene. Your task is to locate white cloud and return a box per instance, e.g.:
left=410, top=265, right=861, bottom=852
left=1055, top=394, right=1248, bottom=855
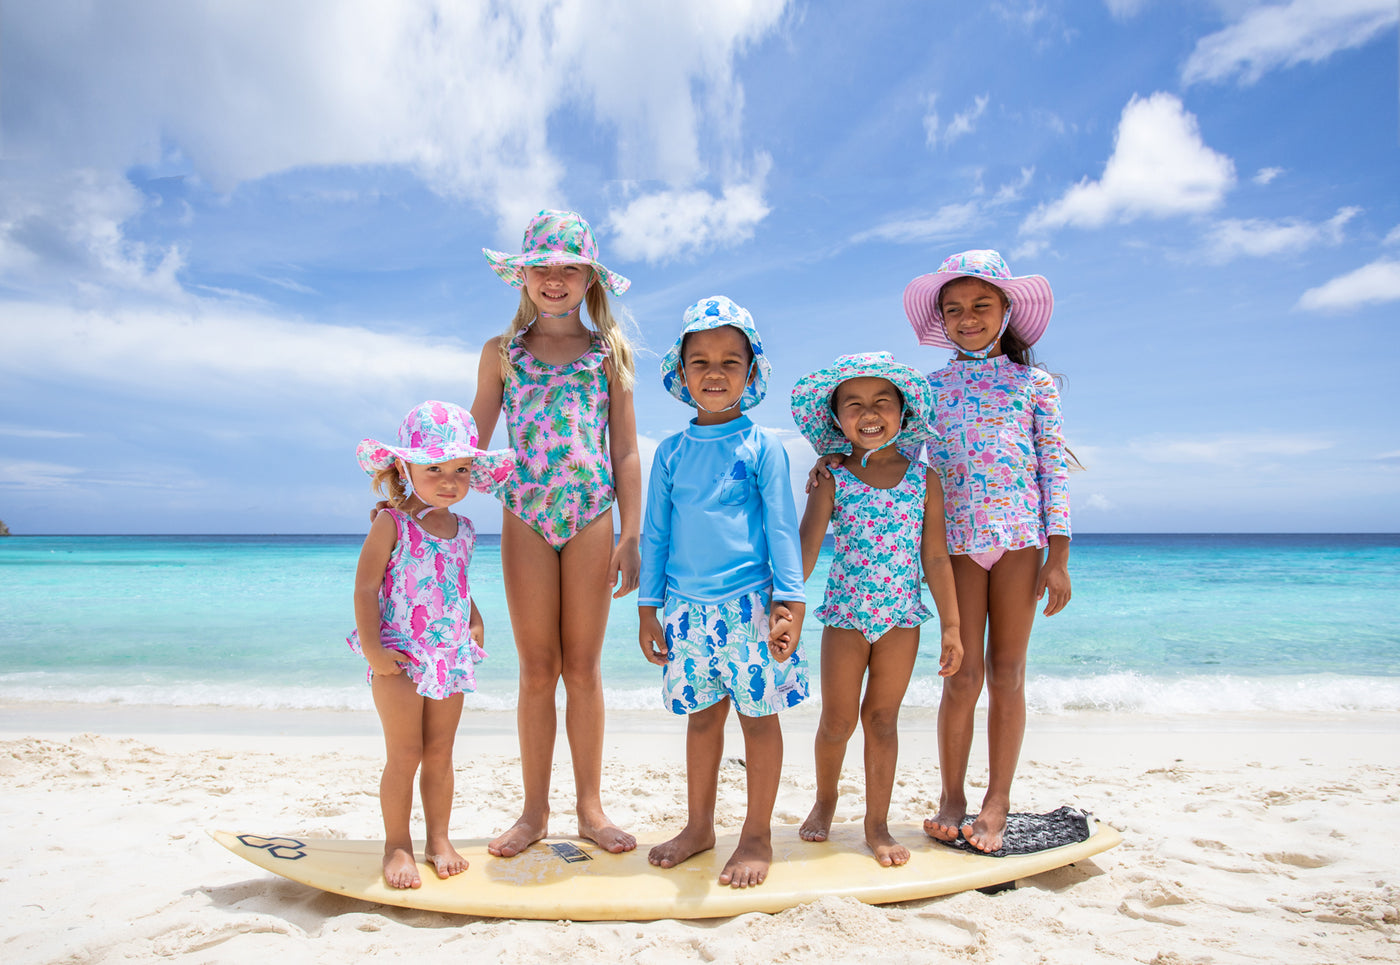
left=0, top=169, right=185, bottom=300
left=1021, top=93, right=1235, bottom=234
left=1207, top=206, right=1358, bottom=259
left=849, top=202, right=981, bottom=246
left=1182, top=0, right=1398, bottom=86
left=924, top=94, right=989, bottom=148
left=1297, top=258, right=1400, bottom=311
left=993, top=167, right=1037, bottom=205
left=606, top=157, right=772, bottom=263
left=1082, top=493, right=1114, bottom=511
left=0, top=425, right=84, bottom=439
left=4, top=0, right=790, bottom=239
left=1104, top=0, right=1151, bottom=18
left=0, top=460, right=85, bottom=489
left=0, top=300, right=481, bottom=401
left=1385, top=225, right=1400, bottom=245
left=1128, top=433, right=1332, bottom=465
left=1253, top=166, right=1285, bottom=185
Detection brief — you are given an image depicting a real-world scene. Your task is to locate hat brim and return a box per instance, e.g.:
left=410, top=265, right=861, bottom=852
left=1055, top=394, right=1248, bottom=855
left=904, top=272, right=1053, bottom=350
left=790, top=354, right=935, bottom=457
left=482, top=248, right=631, bottom=296
left=356, top=439, right=517, bottom=495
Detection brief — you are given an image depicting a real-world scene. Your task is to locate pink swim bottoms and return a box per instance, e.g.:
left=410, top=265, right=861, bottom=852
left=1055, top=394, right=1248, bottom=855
left=967, top=547, right=1007, bottom=571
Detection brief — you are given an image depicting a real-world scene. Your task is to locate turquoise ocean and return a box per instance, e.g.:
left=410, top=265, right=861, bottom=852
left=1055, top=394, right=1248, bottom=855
left=2, top=533, right=1398, bottom=715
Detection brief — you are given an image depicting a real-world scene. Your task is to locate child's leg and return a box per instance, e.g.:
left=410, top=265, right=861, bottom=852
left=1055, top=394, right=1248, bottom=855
left=860, top=626, right=920, bottom=866
left=721, top=710, right=783, bottom=888
left=491, top=510, right=563, bottom=857
left=558, top=512, right=635, bottom=853
left=926, top=555, right=990, bottom=842
left=800, top=626, right=870, bottom=842
left=419, top=692, right=467, bottom=878
left=966, top=546, right=1039, bottom=853
left=371, top=672, right=426, bottom=889
left=648, top=698, right=728, bottom=868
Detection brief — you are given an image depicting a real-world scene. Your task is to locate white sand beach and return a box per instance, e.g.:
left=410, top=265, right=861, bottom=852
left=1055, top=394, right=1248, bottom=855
left=2, top=703, right=1398, bottom=964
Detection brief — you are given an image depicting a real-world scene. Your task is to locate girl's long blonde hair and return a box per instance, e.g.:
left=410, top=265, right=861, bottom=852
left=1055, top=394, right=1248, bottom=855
left=496, top=279, right=637, bottom=391
left=371, top=463, right=409, bottom=507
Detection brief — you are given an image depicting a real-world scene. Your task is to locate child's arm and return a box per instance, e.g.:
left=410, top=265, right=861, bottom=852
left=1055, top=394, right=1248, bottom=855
left=921, top=467, right=963, bottom=677
left=1036, top=535, right=1071, bottom=616
left=638, top=605, right=667, bottom=666
left=1031, top=374, right=1072, bottom=617
left=353, top=512, right=410, bottom=676
left=606, top=362, right=641, bottom=599
left=797, top=472, right=835, bottom=581
left=468, top=599, right=485, bottom=650
left=470, top=335, right=506, bottom=447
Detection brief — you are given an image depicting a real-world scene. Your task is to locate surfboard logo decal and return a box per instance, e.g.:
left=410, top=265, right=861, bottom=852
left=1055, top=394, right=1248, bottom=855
left=547, top=842, right=593, bottom=863
left=237, top=834, right=309, bottom=861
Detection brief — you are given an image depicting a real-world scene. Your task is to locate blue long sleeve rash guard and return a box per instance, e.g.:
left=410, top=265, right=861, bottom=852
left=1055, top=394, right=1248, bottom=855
left=639, top=415, right=806, bottom=608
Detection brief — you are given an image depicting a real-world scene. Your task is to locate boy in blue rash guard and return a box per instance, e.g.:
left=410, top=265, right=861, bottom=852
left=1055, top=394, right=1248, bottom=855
left=639, top=295, right=807, bottom=889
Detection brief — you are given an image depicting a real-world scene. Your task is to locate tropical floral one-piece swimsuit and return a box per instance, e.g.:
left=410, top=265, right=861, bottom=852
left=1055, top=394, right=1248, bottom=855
left=816, top=461, right=933, bottom=641
left=499, top=328, right=615, bottom=549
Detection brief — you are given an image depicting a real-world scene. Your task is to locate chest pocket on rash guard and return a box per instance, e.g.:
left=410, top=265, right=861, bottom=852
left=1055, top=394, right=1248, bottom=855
left=718, top=460, right=752, bottom=506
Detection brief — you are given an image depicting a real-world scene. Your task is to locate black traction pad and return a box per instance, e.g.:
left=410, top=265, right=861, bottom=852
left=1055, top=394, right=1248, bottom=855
left=936, top=805, right=1092, bottom=858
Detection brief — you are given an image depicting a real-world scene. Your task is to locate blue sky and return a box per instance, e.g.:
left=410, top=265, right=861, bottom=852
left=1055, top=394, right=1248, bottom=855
left=2, top=0, right=1397, bottom=534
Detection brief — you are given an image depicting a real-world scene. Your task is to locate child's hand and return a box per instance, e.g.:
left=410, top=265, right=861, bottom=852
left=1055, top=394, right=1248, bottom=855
left=767, top=602, right=802, bottom=662
left=609, top=535, right=641, bottom=600
left=365, top=645, right=411, bottom=677
left=804, top=454, right=845, bottom=493
left=1035, top=556, right=1071, bottom=616
left=938, top=626, right=963, bottom=677
left=369, top=499, right=390, bottom=524
left=638, top=607, right=668, bottom=666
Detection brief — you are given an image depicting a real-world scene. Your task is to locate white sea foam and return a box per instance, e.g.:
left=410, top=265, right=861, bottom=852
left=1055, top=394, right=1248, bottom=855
left=3, top=672, right=1400, bottom=716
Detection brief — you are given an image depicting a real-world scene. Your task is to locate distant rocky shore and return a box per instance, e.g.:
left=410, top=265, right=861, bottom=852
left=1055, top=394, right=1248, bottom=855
left=0, top=520, right=10, bottom=536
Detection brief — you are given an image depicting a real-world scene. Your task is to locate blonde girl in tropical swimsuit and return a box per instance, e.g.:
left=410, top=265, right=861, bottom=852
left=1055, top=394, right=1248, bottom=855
left=472, top=210, right=641, bottom=857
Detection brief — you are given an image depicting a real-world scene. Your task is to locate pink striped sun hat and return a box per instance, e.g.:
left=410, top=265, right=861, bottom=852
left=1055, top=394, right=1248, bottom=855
left=903, top=249, right=1053, bottom=351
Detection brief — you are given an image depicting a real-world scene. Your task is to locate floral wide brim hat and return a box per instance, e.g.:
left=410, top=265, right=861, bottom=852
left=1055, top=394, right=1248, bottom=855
left=483, top=209, right=631, bottom=296
left=790, top=352, right=935, bottom=456
left=660, top=295, right=772, bottom=409
left=903, top=249, right=1053, bottom=351
left=356, top=401, right=515, bottom=494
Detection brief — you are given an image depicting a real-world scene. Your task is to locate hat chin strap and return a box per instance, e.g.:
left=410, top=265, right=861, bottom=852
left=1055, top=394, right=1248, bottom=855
left=396, top=460, right=437, bottom=520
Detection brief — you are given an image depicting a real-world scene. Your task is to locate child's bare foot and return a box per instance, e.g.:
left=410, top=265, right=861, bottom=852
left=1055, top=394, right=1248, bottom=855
left=965, top=799, right=1010, bottom=853
left=383, top=846, right=422, bottom=889
left=923, top=792, right=967, bottom=843
left=647, top=824, right=715, bottom=868
left=424, top=841, right=468, bottom=878
left=579, top=809, right=637, bottom=854
left=799, top=799, right=836, bottom=842
left=488, top=814, right=548, bottom=857
left=718, top=831, right=772, bottom=888
left=866, top=823, right=911, bottom=867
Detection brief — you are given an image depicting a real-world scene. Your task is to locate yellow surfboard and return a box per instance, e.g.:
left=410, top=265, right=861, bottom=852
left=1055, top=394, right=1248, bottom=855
left=212, top=818, right=1121, bottom=920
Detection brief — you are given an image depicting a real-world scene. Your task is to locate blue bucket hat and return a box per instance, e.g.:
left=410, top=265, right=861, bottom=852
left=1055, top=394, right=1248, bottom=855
left=660, top=295, right=772, bottom=410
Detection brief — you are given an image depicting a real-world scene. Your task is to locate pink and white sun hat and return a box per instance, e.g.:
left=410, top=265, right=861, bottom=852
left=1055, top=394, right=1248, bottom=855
left=356, top=401, right=515, bottom=494
left=903, top=249, right=1053, bottom=351
left=483, top=209, right=631, bottom=296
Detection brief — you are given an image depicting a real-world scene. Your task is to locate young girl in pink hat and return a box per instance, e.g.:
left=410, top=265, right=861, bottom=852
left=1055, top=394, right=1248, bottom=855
left=471, top=209, right=641, bottom=858
left=903, top=249, right=1074, bottom=854
left=350, top=400, right=515, bottom=889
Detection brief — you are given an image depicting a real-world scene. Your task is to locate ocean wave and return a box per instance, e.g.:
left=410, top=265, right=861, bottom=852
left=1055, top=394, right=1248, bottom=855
left=3, top=671, right=1400, bottom=716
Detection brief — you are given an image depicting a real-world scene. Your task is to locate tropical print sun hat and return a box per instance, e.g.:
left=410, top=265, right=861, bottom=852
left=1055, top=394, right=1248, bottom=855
left=790, top=352, right=935, bottom=457
left=356, top=401, right=515, bottom=494
left=483, top=209, right=631, bottom=296
left=660, top=295, right=772, bottom=409
left=903, top=249, right=1054, bottom=351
